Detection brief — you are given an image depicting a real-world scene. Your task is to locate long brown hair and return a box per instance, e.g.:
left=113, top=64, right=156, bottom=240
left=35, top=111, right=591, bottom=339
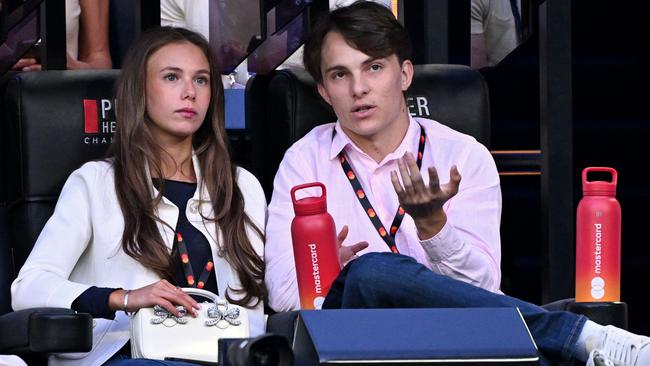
left=107, top=27, right=266, bottom=306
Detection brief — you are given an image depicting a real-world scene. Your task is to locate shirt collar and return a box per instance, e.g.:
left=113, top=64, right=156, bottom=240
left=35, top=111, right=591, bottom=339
left=149, top=150, right=204, bottom=201
left=328, top=115, right=421, bottom=166
left=329, top=121, right=351, bottom=160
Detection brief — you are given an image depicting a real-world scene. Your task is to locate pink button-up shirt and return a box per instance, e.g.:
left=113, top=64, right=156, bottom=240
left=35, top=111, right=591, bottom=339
left=265, top=116, right=502, bottom=311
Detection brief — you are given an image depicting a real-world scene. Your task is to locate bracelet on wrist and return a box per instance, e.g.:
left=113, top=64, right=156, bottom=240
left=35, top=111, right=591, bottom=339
left=123, top=289, right=135, bottom=317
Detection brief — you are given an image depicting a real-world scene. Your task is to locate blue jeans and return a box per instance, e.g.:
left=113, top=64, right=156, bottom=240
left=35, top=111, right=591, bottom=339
left=323, top=252, right=587, bottom=366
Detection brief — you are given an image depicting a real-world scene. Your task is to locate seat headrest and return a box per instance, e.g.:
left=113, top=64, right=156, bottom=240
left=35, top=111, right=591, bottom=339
left=2, top=70, right=120, bottom=202
left=408, top=64, right=490, bottom=147
left=259, top=64, right=490, bottom=146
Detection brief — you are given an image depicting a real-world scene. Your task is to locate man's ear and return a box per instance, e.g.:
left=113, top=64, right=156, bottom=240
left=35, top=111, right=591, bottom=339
left=401, top=59, right=414, bottom=91
left=317, top=82, right=332, bottom=105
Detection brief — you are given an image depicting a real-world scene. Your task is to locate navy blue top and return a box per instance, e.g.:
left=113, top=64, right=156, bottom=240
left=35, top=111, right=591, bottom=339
left=71, top=179, right=218, bottom=318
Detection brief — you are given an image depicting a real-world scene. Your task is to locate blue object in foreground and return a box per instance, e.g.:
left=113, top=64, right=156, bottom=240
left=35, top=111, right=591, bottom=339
left=293, top=307, right=539, bottom=365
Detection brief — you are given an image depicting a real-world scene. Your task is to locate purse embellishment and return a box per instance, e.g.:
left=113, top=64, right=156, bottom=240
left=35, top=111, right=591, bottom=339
left=150, top=305, right=189, bottom=326
left=205, top=300, right=241, bottom=329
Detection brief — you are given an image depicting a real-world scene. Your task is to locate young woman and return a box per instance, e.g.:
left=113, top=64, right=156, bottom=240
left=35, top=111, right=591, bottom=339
left=10, top=27, right=267, bottom=365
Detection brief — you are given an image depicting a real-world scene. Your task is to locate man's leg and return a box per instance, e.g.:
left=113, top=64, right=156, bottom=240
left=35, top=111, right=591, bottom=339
left=324, top=252, right=586, bottom=366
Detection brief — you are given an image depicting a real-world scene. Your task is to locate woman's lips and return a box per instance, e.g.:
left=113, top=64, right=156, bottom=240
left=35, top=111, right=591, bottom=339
left=176, top=108, right=197, bottom=118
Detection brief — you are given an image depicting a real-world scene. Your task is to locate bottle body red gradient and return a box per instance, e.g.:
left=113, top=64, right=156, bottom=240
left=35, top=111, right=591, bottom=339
left=575, top=167, right=621, bottom=302
left=290, top=182, right=341, bottom=309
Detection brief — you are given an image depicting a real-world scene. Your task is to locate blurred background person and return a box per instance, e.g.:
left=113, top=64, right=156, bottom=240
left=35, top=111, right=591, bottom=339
left=470, top=0, right=521, bottom=69
left=160, top=0, right=392, bottom=87
left=13, top=0, right=111, bottom=71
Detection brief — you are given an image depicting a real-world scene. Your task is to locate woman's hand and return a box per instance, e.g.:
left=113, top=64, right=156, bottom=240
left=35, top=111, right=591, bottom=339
left=337, top=225, right=369, bottom=267
left=109, top=279, right=200, bottom=317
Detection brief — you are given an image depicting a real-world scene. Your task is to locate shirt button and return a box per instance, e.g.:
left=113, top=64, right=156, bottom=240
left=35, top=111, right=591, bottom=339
left=189, top=202, right=198, bottom=214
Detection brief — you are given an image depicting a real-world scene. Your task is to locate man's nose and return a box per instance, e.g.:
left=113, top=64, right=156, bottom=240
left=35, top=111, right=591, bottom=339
left=351, top=75, right=369, bottom=98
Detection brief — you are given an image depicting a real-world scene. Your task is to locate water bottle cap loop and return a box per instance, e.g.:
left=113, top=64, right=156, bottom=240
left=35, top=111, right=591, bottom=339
left=582, top=167, right=617, bottom=195
left=291, top=182, right=328, bottom=215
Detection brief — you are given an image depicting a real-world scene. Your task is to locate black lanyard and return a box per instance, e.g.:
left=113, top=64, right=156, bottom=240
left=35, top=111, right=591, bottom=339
left=174, top=232, right=214, bottom=289
left=336, top=125, right=426, bottom=253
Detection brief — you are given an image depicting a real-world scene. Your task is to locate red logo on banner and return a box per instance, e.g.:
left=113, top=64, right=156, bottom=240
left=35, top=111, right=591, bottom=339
left=83, top=99, right=99, bottom=133
left=82, top=98, right=116, bottom=145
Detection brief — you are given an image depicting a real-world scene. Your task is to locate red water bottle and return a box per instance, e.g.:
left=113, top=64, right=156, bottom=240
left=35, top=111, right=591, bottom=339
left=575, top=167, right=621, bottom=302
left=291, top=182, right=341, bottom=309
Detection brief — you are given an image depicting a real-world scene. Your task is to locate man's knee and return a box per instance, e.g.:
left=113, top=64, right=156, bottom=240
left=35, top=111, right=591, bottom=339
left=346, top=252, right=415, bottom=283
left=353, top=252, right=415, bottom=268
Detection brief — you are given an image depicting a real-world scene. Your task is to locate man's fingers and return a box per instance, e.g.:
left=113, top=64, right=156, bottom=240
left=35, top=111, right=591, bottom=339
left=348, top=241, right=369, bottom=254
left=450, top=165, right=461, bottom=183
left=337, top=225, right=349, bottom=247
left=445, top=165, right=461, bottom=196
left=397, top=155, right=414, bottom=194
left=390, top=171, right=406, bottom=201
left=339, top=242, right=368, bottom=267
left=428, top=166, right=441, bottom=194
left=405, top=153, right=426, bottom=192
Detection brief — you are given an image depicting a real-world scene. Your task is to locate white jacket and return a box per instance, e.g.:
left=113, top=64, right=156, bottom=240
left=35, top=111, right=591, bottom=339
left=11, top=156, right=267, bottom=366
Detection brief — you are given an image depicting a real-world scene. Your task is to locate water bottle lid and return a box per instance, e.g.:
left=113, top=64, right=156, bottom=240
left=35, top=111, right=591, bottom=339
left=291, top=182, right=328, bottom=215
left=582, top=167, right=617, bottom=196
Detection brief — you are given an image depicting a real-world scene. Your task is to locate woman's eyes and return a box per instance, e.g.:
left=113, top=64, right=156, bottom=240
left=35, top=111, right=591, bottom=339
left=195, top=76, right=209, bottom=85
left=163, top=73, right=209, bottom=85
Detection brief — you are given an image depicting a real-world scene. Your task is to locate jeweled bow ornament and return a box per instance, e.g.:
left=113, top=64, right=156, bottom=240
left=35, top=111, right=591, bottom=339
left=150, top=305, right=189, bottom=326
left=205, top=300, right=241, bottom=328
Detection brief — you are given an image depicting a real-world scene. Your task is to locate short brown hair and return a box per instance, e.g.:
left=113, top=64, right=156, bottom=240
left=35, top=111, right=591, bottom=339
left=303, top=1, right=412, bottom=83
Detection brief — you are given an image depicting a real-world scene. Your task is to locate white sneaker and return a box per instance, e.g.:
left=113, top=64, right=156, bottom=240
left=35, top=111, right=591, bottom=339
left=588, top=325, right=650, bottom=366
left=587, top=349, right=615, bottom=366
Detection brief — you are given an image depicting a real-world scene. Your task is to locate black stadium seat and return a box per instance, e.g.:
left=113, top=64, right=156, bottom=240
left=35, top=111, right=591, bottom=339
left=0, top=70, right=119, bottom=362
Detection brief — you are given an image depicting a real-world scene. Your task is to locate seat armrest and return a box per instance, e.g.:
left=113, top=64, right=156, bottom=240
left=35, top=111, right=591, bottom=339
left=541, top=298, right=575, bottom=312
left=266, top=310, right=300, bottom=346
left=0, top=308, right=92, bottom=354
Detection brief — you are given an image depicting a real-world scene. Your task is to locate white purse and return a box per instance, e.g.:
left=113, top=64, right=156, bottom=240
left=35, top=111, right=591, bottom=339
left=130, top=287, right=249, bottom=363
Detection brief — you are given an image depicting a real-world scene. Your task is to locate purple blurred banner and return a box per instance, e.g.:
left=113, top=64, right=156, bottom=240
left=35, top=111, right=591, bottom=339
left=0, top=7, right=39, bottom=75
left=209, top=0, right=260, bottom=74
left=248, top=11, right=306, bottom=74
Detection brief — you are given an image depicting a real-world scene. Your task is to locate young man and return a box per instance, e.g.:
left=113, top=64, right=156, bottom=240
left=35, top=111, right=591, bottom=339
left=264, top=2, right=649, bottom=365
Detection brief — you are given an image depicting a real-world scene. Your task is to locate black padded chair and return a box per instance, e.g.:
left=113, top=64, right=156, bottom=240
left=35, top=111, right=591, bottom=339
left=247, top=64, right=490, bottom=200
left=0, top=70, right=120, bottom=362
